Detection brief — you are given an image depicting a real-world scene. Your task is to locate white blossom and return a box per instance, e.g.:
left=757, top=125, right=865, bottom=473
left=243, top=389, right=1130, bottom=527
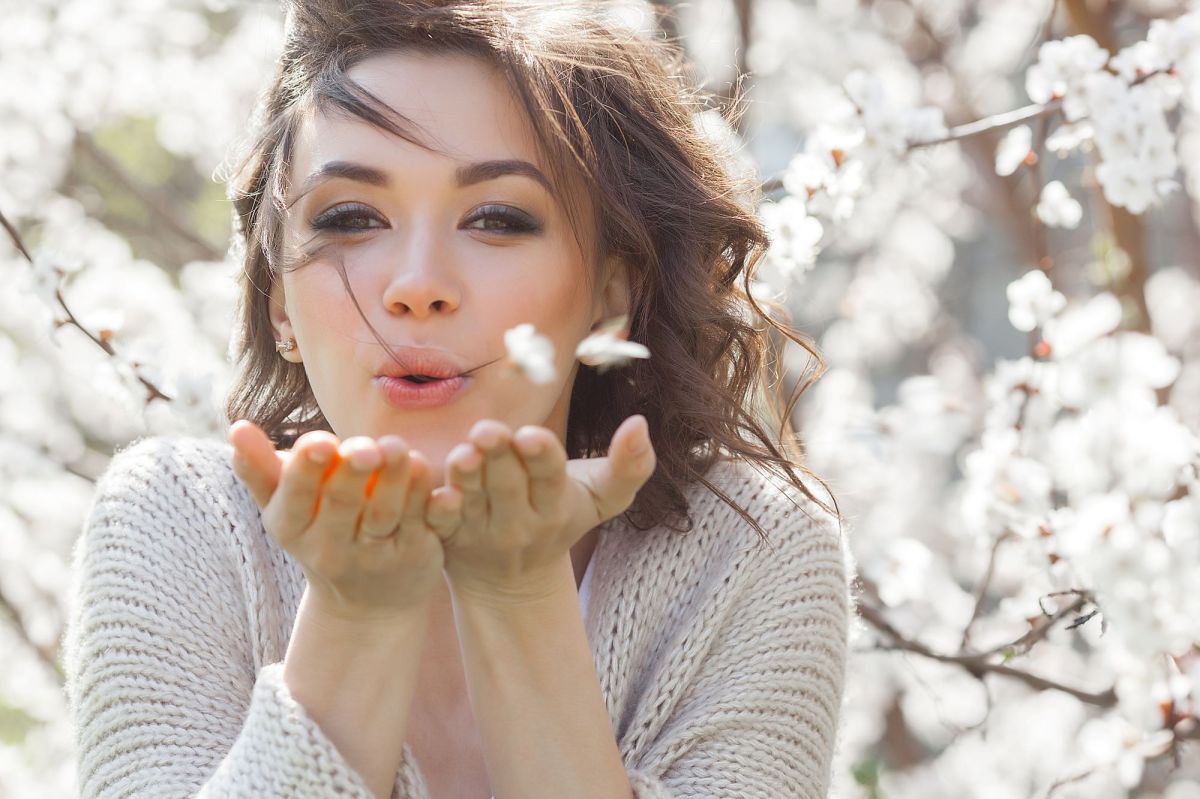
left=1146, top=11, right=1200, bottom=67
left=1163, top=495, right=1200, bottom=551
left=1055, top=333, right=1181, bottom=409
left=18, top=248, right=82, bottom=313
left=1077, top=716, right=1175, bottom=787
left=1110, top=40, right=1167, bottom=83
left=1042, top=292, right=1123, bottom=359
left=994, top=124, right=1032, bottom=176
left=503, top=323, right=556, bottom=385
left=1035, top=180, right=1083, bottom=229
left=961, top=428, right=1054, bottom=539
left=1076, top=71, right=1180, bottom=212
left=1095, top=158, right=1177, bottom=214
left=758, top=195, right=824, bottom=285
left=1045, top=120, right=1094, bottom=155
left=1025, top=34, right=1110, bottom=112
left=574, top=315, right=650, bottom=371
left=1006, top=269, right=1066, bottom=332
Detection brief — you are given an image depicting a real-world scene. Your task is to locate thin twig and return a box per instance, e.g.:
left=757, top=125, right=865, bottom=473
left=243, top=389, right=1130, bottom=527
left=959, top=529, right=1017, bottom=651
left=912, top=100, right=1064, bottom=149
left=0, top=208, right=173, bottom=404
left=975, top=592, right=1094, bottom=659
left=855, top=577, right=1116, bottom=707
left=1041, top=765, right=1102, bottom=799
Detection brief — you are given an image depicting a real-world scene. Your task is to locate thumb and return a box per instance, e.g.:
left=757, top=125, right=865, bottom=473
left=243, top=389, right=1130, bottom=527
left=590, top=415, right=656, bottom=520
left=614, top=414, right=654, bottom=469
left=229, top=420, right=285, bottom=509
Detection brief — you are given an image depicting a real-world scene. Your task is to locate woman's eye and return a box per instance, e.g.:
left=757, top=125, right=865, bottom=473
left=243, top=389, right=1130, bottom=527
left=307, top=203, right=541, bottom=236
left=308, top=203, right=384, bottom=234
left=464, top=205, right=542, bottom=235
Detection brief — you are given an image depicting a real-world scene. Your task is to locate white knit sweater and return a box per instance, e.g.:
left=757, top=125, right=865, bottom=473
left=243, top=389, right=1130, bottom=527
left=63, top=435, right=854, bottom=799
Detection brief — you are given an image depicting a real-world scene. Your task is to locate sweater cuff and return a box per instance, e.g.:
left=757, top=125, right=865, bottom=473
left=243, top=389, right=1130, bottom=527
left=201, top=661, right=377, bottom=798
left=627, top=767, right=674, bottom=799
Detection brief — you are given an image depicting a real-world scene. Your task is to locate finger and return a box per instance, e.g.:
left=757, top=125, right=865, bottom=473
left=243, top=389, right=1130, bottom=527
left=426, top=485, right=463, bottom=543
left=513, top=426, right=567, bottom=516
left=469, top=420, right=526, bottom=521
left=265, top=431, right=340, bottom=546
left=446, top=442, right=486, bottom=525
left=229, top=420, right=282, bottom=508
left=397, top=450, right=433, bottom=537
left=312, top=437, right=382, bottom=545
left=578, top=415, right=656, bottom=522
left=613, top=414, right=655, bottom=476
left=357, top=436, right=412, bottom=542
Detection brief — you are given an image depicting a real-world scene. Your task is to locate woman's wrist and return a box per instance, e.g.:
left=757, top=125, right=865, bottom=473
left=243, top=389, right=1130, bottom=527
left=283, top=585, right=431, bottom=799
left=301, top=580, right=435, bottom=632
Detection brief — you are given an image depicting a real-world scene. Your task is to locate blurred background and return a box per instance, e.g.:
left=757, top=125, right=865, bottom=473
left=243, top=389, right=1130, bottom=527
left=2, top=0, right=1199, bottom=796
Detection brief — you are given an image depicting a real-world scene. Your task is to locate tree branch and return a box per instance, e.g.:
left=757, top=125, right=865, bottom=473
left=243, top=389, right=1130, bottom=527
left=855, top=576, right=1118, bottom=707
left=0, top=208, right=173, bottom=404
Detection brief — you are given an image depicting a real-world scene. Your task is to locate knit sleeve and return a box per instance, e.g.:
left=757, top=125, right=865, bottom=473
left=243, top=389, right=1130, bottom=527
left=622, top=480, right=854, bottom=799
left=62, top=436, right=380, bottom=799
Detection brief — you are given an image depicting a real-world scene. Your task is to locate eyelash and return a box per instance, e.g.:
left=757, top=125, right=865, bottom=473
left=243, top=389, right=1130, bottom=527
left=308, top=203, right=541, bottom=235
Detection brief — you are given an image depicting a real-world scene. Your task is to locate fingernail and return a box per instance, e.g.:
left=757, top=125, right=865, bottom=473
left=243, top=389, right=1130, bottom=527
left=629, top=417, right=649, bottom=454
left=308, top=446, right=331, bottom=464
left=378, top=437, right=406, bottom=465
left=348, top=448, right=378, bottom=471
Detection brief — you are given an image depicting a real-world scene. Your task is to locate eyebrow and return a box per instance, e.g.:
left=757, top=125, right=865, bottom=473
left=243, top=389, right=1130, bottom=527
left=289, top=158, right=555, bottom=205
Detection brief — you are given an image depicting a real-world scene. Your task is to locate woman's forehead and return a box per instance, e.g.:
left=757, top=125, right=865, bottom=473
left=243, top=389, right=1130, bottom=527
left=299, top=51, right=546, bottom=173
left=285, top=49, right=600, bottom=256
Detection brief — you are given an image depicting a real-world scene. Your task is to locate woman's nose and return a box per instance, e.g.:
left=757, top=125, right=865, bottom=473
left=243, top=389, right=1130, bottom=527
left=381, top=239, right=462, bottom=318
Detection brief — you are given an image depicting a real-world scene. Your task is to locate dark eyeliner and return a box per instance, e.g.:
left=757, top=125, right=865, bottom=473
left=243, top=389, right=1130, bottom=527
left=307, top=203, right=541, bottom=235
left=464, top=204, right=542, bottom=234
left=308, top=203, right=382, bottom=233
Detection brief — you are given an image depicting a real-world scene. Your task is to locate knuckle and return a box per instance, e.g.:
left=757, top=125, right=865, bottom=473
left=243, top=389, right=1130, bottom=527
left=283, top=464, right=320, bottom=492
left=310, top=546, right=348, bottom=577
left=381, top=462, right=412, bottom=487
left=396, top=515, right=423, bottom=536
left=322, top=485, right=363, bottom=510
left=363, top=503, right=395, bottom=530
left=491, top=481, right=523, bottom=501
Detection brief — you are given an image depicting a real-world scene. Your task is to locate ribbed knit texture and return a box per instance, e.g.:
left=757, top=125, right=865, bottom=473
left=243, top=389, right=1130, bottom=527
left=578, top=547, right=595, bottom=619
left=63, top=435, right=854, bottom=798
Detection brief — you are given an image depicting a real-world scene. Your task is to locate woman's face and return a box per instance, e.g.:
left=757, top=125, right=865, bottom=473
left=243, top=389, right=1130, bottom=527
left=270, top=51, right=627, bottom=485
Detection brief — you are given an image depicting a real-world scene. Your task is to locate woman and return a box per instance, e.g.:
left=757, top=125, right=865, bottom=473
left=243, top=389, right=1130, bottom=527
left=63, top=1, right=855, bottom=798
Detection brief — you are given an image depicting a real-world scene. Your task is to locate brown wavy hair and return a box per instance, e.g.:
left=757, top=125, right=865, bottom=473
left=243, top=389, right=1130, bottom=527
left=221, top=0, right=840, bottom=546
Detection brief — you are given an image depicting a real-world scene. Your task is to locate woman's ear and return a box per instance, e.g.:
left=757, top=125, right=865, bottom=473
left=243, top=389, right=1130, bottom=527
left=270, top=277, right=290, bottom=335
left=592, top=254, right=632, bottom=328
left=268, top=278, right=302, bottom=363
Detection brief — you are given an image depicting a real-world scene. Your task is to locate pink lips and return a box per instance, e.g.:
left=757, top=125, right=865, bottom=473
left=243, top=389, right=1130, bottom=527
left=375, top=374, right=469, bottom=408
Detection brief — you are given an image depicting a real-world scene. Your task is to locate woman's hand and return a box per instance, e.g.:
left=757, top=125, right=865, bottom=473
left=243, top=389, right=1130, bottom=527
left=228, top=420, right=458, bottom=622
left=435, top=414, right=656, bottom=604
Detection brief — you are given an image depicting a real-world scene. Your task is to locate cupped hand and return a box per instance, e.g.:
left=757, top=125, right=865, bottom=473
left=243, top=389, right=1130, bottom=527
left=434, top=414, right=656, bottom=604
left=228, top=420, right=459, bottom=622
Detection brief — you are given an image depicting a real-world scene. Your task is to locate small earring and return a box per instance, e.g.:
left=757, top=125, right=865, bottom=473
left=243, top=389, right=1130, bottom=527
left=275, top=337, right=296, bottom=354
